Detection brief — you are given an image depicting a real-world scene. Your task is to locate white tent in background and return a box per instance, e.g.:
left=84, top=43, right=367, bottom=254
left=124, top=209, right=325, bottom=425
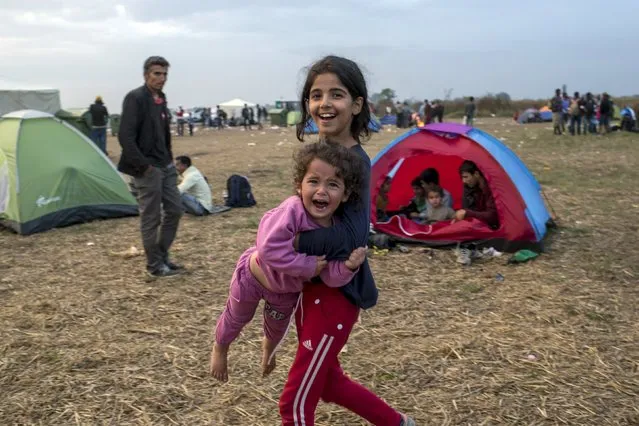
left=0, top=79, right=61, bottom=116
left=218, top=98, right=256, bottom=117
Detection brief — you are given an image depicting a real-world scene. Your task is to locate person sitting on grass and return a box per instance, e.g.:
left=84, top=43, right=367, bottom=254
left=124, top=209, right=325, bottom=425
left=455, top=160, right=499, bottom=228
left=420, top=185, right=455, bottom=223
left=420, top=167, right=454, bottom=208
left=175, top=155, right=212, bottom=216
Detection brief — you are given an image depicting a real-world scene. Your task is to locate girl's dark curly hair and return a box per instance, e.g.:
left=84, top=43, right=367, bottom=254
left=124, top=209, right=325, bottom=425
left=293, top=141, right=364, bottom=203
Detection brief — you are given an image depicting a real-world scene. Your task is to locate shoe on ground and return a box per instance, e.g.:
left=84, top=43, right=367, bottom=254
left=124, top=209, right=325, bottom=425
left=165, top=260, right=185, bottom=271
left=400, top=414, right=416, bottom=426
left=456, top=247, right=472, bottom=266
left=147, top=265, right=180, bottom=278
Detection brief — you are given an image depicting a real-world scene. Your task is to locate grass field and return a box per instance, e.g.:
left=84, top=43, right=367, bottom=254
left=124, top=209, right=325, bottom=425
left=1, top=118, right=638, bottom=425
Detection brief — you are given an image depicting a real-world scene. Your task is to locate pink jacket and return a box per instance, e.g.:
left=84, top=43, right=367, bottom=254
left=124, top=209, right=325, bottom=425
left=254, top=196, right=356, bottom=293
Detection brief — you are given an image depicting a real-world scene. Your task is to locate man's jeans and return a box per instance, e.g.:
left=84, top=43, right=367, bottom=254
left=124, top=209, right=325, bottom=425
left=181, top=193, right=209, bottom=216
left=569, top=115, right=581, bottom=135
left=91, top=128, right=107, bottom=154
left=133, top=166, right=184, bottom=272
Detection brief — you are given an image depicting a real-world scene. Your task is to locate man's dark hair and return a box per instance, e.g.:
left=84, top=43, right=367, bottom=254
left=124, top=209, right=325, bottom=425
left=574, top=91, right=580, bottom=98
left=175, top=155, right=192, bottom=168
left=411, top=177, right=423, bottom=188
left=143, top=56, right=170, bottom=74
left=459, top=160, right=481, bottom=176
left=420, top=168, right=440, bottom=185
left=469, top=96, right=474, bottom=102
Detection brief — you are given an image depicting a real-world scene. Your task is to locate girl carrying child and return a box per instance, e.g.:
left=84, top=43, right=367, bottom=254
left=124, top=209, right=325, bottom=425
left=209, top=142, right=368, bottom=382
left=279, top=55, right=415, bottom=426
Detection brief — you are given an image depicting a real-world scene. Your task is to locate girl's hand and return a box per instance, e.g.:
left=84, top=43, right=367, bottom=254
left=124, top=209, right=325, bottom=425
left=345, top=247, right=367, bottom=270
left=314, top=255, right=327, bottom=276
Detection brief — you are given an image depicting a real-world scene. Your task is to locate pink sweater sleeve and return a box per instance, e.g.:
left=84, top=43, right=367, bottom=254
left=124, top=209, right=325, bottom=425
left=319, top=261, right=358, bottom=288
left=255, top=197, right=318, bottom=279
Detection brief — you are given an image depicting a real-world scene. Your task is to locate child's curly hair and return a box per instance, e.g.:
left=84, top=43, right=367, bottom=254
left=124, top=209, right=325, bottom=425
left=293, top=141, right=364, bottom=203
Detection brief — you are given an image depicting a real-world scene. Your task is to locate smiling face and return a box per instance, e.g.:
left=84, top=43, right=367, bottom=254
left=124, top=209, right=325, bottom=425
left=307, top=73, right=363, bottom=145
left=298, top=158, right=349, bottom=227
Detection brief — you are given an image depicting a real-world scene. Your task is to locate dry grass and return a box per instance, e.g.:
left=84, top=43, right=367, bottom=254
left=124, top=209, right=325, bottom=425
left=1, top=119, right=638, bottom=425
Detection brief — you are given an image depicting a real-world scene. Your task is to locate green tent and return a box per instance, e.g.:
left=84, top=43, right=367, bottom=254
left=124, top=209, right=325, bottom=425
left=55, top=108, right=92, bottom=138
left=287, top=111, right=302, bottom=127
left=0, top=110, right=138, bottom=235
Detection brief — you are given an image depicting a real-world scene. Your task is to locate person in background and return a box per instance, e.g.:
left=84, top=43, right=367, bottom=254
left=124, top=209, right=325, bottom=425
left=464, top=96, right=476, bottom=127
left=117, top=56, right=184, bottom=278
left=599, top=92, right=612, bottom=134
left=561, top=92, right=570, bottom=133
left=175, top=155, right=212, bottom=216
left=241, top=104, right=251, bottom=130
left=550, top=88, right=563, bottom=135
left=89, top=96, right=109, bottom=154
left=176, top=106, right=185, bottom=136
left=584, top=92, right=597, bottom=134
left=569, top=91, right=582, bottom=135
left=455, top=160, right=499, bottom=229
left=375, top=176, right=392, bottom=221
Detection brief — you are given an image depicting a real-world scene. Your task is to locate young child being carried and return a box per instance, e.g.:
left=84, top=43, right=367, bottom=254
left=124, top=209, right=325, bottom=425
left=209, top=141, right=367, bottom=382
left=419, top=184, right=455, bottom=223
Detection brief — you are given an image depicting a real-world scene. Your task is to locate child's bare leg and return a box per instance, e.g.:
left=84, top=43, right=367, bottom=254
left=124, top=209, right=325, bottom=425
left=209, top=342, right=230, bottom=382
left=261, top=337, right=277, bottom=377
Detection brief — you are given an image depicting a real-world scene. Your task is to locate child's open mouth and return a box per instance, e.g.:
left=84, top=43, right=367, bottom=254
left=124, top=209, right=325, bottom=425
left=318, top=113, right=336, bottom=122
left=312, top=200, right=329, bottom=211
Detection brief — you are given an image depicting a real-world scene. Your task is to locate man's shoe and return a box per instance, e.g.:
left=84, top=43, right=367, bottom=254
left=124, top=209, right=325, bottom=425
left=400, top=414, right=416, bottom=426
left=147, top=265, right=180, bottom=278
left=165, top=260, right=185, bottom=271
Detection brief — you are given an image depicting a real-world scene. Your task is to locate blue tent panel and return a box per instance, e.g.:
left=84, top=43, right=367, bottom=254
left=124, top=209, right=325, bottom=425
left=467, top=128, right=550, bottom=241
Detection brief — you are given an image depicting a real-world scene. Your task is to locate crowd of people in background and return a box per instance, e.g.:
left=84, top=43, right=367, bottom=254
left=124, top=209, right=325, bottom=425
left=549, top=88, right=637, bottom=135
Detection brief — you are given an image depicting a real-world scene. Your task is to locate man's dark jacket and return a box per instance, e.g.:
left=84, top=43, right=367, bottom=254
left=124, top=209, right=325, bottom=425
left=117, top=85, right=172, bottom=177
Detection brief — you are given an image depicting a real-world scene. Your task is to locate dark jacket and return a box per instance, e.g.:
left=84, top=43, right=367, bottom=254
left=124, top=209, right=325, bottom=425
left=462, top=183, right=499, bottom=228
left=89, top=102, right=109, bottom=127
left=297, top=145, right=378, bottom=310
left=117, top=85, right=172, bottom=177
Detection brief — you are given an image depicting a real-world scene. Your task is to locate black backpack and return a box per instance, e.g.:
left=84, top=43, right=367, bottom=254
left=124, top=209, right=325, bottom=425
left=225, top=175, right=256, bottom=208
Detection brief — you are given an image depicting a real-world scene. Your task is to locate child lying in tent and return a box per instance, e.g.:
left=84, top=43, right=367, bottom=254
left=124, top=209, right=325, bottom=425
left=402, top=177, right=429, bottom=222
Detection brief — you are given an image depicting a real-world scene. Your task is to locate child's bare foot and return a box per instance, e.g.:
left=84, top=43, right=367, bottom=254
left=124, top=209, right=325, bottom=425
left=261, top=337, right=277, bottom=377
left=209, top=343, right=229, bottom=382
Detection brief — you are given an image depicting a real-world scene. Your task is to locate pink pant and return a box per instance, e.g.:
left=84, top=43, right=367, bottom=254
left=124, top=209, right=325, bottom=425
left=215, top=247, right=299, bottom=346
left=279, top=284, right=402, bottom=426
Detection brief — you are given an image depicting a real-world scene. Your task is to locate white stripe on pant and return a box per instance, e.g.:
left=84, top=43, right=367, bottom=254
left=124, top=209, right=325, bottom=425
left=292, top=334, right=334, bottom=426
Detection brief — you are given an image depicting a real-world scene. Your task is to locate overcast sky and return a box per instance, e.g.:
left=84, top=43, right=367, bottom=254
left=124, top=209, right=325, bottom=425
left=2, top=0, right=637, bottom=112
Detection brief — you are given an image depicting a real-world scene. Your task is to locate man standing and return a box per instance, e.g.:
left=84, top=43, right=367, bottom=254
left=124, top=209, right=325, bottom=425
left=241, top=104, right=251, bottom=130
left=89, top=96, right=109, bottom=154
left=550, top=88, right=563, bottom=135
left=118, top=56, right=184, bottom=278
left=599, top=92, right=612, bottom=134
left=175, top=155, right=212, bottom=216
left=464, top=96, right=476, bottom=127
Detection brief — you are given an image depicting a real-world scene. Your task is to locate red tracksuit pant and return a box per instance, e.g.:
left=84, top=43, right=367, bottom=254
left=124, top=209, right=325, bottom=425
left=279, top=284, right=402, bottom=426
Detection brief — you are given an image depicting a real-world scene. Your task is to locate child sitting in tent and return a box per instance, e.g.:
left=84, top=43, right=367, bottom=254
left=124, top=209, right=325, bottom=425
left=402, top=177, right=429, bottom=222
left=420, top=185, right=455, bottom=224
left=420, top=167, right=454, bottom=208
left=375, top=176, right=392, bottom=221
left=455, top=160, right=499, bottom=228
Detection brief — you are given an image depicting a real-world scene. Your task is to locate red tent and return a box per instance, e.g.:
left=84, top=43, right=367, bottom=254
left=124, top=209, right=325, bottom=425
left=371, top=123, right=551, bottom=251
